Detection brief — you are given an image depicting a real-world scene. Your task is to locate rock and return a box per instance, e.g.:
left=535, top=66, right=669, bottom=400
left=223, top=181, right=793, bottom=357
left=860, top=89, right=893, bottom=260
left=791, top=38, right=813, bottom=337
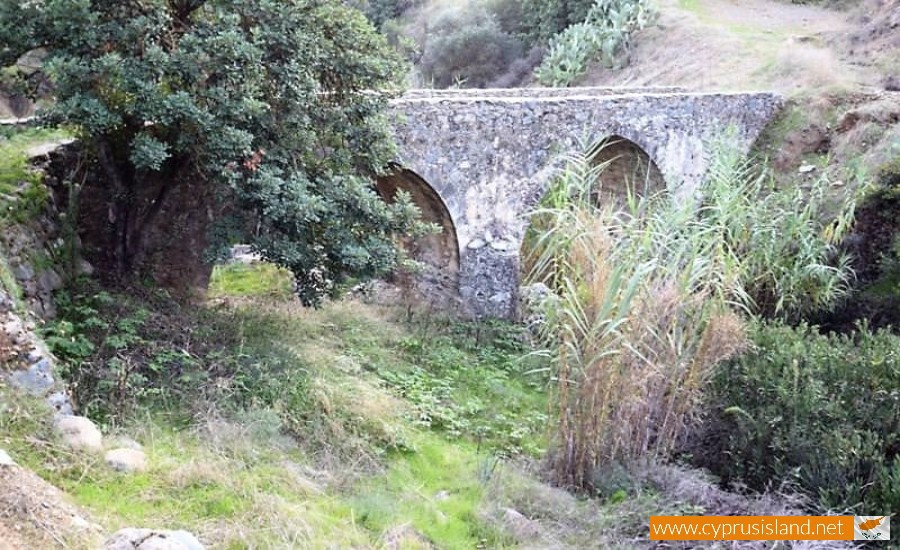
left=489, top=240, right=512, bottom=251
left=24, top=139, right=77, bottom=159
left=502, top=508, right=543, bottom=541
left=69, top=514, right=95, bottom=530
left=798, top=164, right=816, bottom=174
left=47, top=391, right=74, bottom=415
left=0, top=449, right=15, bottom=466
left=105, top=448, right=147, bottom=473
left=37, top=268, right=64, bottom=293
left=8, top=358, right=55, bottom=395
left=12, top=263, right=34, bottom=282
left=77, top=258, right=95, bottom=277
left=105, top=528, right=204, bottom=550
left=27, top=347, right=44, bottom=363
left=434, top=490, right=451, bottom=501
left=2, top=318, right=24, bottom=339
left=54, top=415, right=103, bottom=452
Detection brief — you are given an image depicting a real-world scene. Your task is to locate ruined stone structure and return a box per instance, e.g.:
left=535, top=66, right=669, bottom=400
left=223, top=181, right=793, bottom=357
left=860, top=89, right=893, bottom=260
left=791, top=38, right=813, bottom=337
left=382, top=87, right=782, bottom=319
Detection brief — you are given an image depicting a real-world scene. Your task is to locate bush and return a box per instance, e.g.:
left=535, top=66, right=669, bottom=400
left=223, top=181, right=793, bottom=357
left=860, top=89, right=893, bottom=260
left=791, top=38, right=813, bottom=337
left=417, top=7, right=523, bottom=88
left=534, top=0, right=656, bottom=87
left=353, top=0, right=424, bottom=28
left=518, top=0, right=598, bottom=44
left=693, top=321, right=900, bottom=513
left=42, top=284, right=239, bottom=421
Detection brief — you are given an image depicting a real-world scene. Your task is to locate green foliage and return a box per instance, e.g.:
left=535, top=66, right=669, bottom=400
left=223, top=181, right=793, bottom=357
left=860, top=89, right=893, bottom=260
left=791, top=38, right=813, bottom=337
left=814, top=157, right=900, bottom=330
left=0, top=255, right=24, bottom=307
left=43, top=283, right=232, bottom=421
left=372, top=321, right=549, bottom=456
left=0, top=158, right=46, bottom=226
left=700, top=143, right=855, bottom=319
left=350, top=432, right=513, bottom=548
left=695, top=321, right=900, bottom=513
left=352, top=0, right=424, bottom=28
left=0, top=0, right=423, bottom=304
left=518, top=0, right=599, bottom=43
left=535, top=0, right=656, bottom=87
left=417, top=6, right=524, bottom=89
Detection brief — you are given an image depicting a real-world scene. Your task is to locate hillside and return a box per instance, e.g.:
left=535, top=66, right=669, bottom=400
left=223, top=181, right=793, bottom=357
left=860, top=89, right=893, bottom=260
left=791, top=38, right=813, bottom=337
left=580, top=0, right=898, bottom=93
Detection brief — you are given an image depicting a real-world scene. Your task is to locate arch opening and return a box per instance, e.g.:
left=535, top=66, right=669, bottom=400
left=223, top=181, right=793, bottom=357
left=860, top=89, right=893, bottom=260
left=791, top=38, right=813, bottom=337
left=376, top=167, right=461, bottom=301
left=518, top=135, right=667, bottom=315
left=588, top=135, right=666, bottom=205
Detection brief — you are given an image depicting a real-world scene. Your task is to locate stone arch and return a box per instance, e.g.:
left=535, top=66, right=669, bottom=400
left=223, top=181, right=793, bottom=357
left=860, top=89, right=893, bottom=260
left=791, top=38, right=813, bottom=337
left=589, top=134, right=667, bottom=204
left=376, top=166, right=461, bottom=298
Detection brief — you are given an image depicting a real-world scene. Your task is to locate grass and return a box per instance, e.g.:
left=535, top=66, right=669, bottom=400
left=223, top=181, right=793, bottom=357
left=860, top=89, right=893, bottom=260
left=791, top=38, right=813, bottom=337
left=0, top=126, right=72, bottom=226
left=10, top=264, right=551, bottom=546
left=349, top=432, right=513, bottom=548
left=208, top=262, right=294, bottom=299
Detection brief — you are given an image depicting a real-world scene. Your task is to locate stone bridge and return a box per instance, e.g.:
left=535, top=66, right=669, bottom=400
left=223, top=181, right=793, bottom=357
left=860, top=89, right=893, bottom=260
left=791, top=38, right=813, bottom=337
left=378, top=87, right=782, bottom=319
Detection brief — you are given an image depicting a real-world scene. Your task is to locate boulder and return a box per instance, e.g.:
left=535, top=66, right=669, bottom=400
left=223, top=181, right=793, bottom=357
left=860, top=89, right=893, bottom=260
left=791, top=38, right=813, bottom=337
left=8, top=357, right=55, bottom=395
left=54, top=415, right=103, bottom=452
left=37, top=268, right=63, bottom=293
left=105, top=448, right=148, bottom=473
left=0, top=449, right=14, bottom=466
left=105, top=528, right=204, bottom=550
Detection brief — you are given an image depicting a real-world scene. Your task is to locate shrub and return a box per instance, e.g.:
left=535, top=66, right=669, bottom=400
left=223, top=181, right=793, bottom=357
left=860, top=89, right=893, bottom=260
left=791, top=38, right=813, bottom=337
left=693, top=321, right=900, bottom=513
left=518, top=0, right=598, bottom=44
left=417, top=7, right=523, bottom=89
left=526, top=142, right=746, bottom=492
left=534, top=0, right=656, bottom=87
left=354, top=0, right=424, bottom=28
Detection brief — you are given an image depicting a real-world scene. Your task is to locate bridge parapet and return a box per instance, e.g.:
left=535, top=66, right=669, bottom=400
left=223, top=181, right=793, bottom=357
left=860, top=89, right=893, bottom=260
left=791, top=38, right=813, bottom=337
left=396, top=86, right=686, bottom=101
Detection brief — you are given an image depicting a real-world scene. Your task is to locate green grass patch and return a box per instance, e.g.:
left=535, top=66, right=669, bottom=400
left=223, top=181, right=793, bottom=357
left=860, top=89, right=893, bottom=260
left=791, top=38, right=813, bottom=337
left=32, top=279, right=551, bottom=546
left=208, top=262, right=295, bottom=299
left=349, top=432, right=513, bottom=548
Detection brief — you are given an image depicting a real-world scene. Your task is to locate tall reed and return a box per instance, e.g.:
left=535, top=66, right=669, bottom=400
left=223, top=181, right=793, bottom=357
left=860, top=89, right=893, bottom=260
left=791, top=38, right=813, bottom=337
left=525, top=138, right=853, bottom=492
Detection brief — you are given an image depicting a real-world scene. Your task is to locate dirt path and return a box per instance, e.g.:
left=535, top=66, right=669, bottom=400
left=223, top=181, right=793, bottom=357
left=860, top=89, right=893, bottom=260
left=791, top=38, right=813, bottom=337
left=583, top=0, right=887, bottom=93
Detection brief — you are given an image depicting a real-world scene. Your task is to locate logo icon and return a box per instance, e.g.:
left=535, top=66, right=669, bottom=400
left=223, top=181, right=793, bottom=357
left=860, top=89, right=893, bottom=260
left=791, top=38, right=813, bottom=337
left=854, top=516, right=890, bottom=541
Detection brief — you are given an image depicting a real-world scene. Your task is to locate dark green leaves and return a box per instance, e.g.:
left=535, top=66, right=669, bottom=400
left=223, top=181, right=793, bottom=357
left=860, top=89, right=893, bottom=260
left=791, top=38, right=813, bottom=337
left=2, top=0, right=418, bottom=302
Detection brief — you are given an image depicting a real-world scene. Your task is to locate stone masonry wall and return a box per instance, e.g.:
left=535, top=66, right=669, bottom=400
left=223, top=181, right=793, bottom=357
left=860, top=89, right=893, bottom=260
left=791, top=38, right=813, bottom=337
left=388, top=89, right=783, bottom=318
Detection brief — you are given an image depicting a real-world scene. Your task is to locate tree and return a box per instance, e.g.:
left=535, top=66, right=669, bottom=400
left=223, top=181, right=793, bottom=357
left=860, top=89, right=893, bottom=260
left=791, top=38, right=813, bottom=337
left=0, top=0, right=423, bottom=305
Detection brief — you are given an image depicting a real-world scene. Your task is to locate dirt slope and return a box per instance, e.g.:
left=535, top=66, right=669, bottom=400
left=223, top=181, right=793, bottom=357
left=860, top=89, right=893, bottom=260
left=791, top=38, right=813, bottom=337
left=0, top=462, right=103, bottom=549
left=583, top=0, right=897, bottom=94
